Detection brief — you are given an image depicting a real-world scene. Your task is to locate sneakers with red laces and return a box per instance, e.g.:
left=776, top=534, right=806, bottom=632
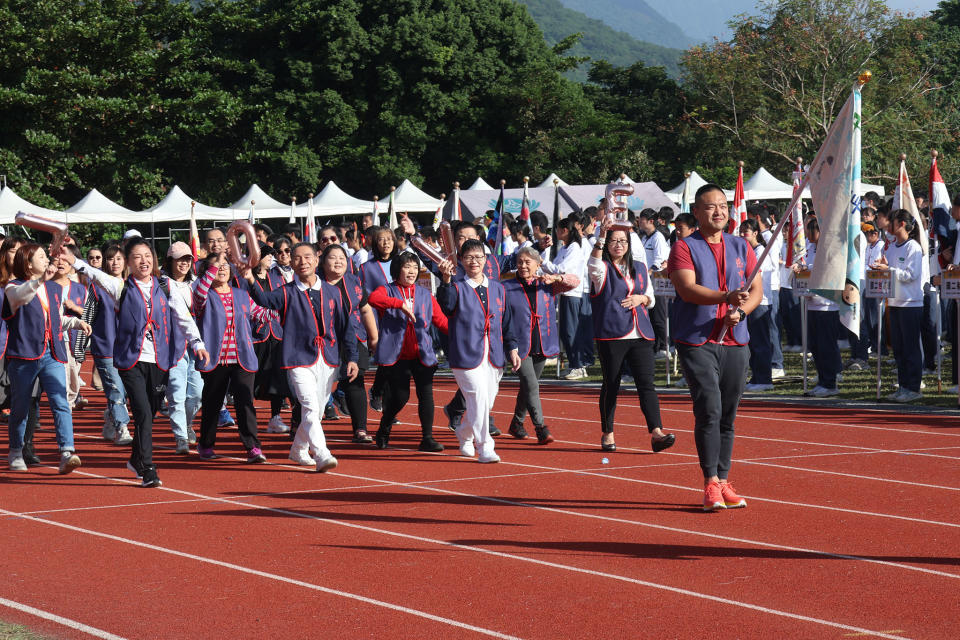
left=703, top=481, right=725, bottom=511
left=720, top=482, right=747, bottom=508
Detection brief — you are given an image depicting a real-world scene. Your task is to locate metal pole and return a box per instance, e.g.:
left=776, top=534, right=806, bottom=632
left=665, top=299, right=671, bottom=386
left=801, top=295, right=808, bottom=394
left=876, top=299, right=883, bottom=401
left=935, top=285, right=943, bottom=392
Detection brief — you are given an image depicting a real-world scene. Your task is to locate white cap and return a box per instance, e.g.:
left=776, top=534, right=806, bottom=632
left=122, top=229, right=142, bottom=240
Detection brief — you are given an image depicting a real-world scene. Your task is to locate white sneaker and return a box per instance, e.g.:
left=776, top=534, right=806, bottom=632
left=58, top=451, right=81, bottom=475
left=315, top=455, right=338, bottom=473
left=459, top=441, right=476, bottom=458
left=621, top=374, right=634, bottom=384
left=544, top=357, right=558, bottom=367
left=885, top=389, right=906, bottom=402
left=113, top=425, right=133, bottom=446
left=563, top=367, right=587, bottom=380
left=288, top=448, right=315, bottom=466
left=895, top=389, right=923, bottom=403
left=807, top=385, right=839, bottom=398
left=771, top=368, right=786, bottom=379
left=8, top=450, right=27, bottom=471
left=655, top=349, right=669, bottom=360
left=267, top=414, right=290, bottom=433
left=745, top=383, right=774, bottom=392
left=102, top=409, right=116, bottom=441
left=175, top=438, right=190, bottom=455
left=478, top=451, right=501, bottom=464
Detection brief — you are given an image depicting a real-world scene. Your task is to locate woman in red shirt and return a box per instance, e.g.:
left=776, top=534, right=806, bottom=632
left=367, top=252, right=448, bottom=452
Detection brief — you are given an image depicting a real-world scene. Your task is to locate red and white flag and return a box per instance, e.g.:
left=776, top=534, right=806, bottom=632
left=728, top=163, right=747, bottom=234
left=929, top=153, right=951, bottom=245
left=786, top=161, right=806, bottom=265
left=189, top=201, right=200, bottom=260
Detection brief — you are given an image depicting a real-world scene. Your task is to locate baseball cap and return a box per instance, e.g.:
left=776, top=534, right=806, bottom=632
left=166, top=241, right=193, bottom=259
left=122, top=229, right=142, bottom=240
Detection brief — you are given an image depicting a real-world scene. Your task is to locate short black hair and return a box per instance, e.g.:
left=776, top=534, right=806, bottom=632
left=254, top=223, right=274, bottom=236
left=695, top=183, right=726, bottom=202
left=458, top=238, right=486, bottom=259
left=674, top=213, right=698, bottom=229
left=529, top=211, right=549, bottom=234
left=390, top=251, right=422, bottom=280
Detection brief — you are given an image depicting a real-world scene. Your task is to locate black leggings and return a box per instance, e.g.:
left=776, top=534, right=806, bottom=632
left=379, top=359, right=437, bottom=437
left=596, top=338, right=662, bottom=434
left=199, top=365, right=260, bottom=450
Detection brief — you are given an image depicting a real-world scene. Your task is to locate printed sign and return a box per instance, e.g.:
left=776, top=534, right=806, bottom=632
left=417, top=268, right=436, bottom=294
left=865, top=269, right=892, bottom=299
left=793, top=269, right=812, bottom=297
left=651, top=271, right=675, bottom=298
left=943, top=270, right=960, bottom=300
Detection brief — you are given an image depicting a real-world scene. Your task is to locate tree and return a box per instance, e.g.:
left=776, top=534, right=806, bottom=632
left=680, top=0, right=958, bottom=184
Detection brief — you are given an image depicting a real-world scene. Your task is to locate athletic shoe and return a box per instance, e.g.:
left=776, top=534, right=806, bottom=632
left=197, top=447, right=217, bottom=459
left=488, top=418, right=501, bottom=437
left=175, top=438, right=190, bottom=455
left=246, top=447, right=267, bottom=463
left=369, top=390, right=383, bottom=412
left=113, top=425, right=133, bottom=446
left=187, top=429, right=198, bottom=445
left=418, top=437, right=444, bottom=452
left=621, top=374, right=634, bottom=384
left=544, top=357, right=558, bottom=367
left=703, top=481, right=725, bottom=512
left=562, top=367, right=587, bottom=380
left=141, top=467, right=162, bottom=488
left=771, top=368, right=786, bottom=379
left=444, top=404, right=462, bottom=432
left=73, top=395, right=89, bottom=409
left=894, top=389, right=923, bottom=403
left=654, top=349, right=669, bottom=360
left=315, top=454, right=338, bottom=473
left=885, top=389, right=906, bottom=402
left=508, top=422, right=529, bottom=439
left=478, top=451, right=501, bottom=464
left=459, top=441, right=476, bottom=458
left=7, top=450, right=27, bottom=471
left=845, top=359, right=867, bottom=371
left=323, top=403, right=339, bottom=421
left=745, top=383, right=774, bottom=392
left=101, top=412, right=116, bottom=441
left=534, top=426, right=554, bottom=445
left=58, top=451, right=82, bottom=475
left=332, top=391, right=351, bottom=417
left=218, top=409, right=235, bottom=427
left=267, top=414, right=290, bottom=433
left=374, top=430, right=390, bottom=449
left=288, top=448, right=315, bottom=466
left=720, top=482, right=747, bottom=508
left=126, top=461, right=142, bottom=479
left=806, top=386, right=839, bottom=398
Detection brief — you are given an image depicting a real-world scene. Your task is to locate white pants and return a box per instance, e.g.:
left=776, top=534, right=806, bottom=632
left=452, top=340, right=503, bottom=458
left=287, top=360, right=338, bottom=461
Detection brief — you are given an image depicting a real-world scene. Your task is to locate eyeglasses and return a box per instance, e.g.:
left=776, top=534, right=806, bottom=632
left=321, top=236, right=338, bottom=243
left=278, top=248, right=291, bottom=254
left=607, top=239, right=628, bottom=246
left=462, top=255, right=485, bottom=263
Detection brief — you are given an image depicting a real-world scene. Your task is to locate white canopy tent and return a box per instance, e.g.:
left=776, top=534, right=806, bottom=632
left=230, top=184, right=289, bottom=212
left=537, top=173, right=567, bottom=188
left=143, top=185, right=243, bottom=223
left=383, top=179, right=442, bottom=213
left=466, top=177, right=494, bottom=190
left=304, top=181, right=375, bottom=217
left=65, top=189, right=139, bottom=223
left=561, top=182, right=679, bottom=216
left=0, top=186, right=65, bottom=224
left=665, top=171, right=733, bottom=203
left=744, top=166, right=886, bottom=200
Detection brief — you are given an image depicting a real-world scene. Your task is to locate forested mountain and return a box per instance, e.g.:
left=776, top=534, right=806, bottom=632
left=516, top=0, right=682, bottom=79
left=556, top=0, right=694, bottom=48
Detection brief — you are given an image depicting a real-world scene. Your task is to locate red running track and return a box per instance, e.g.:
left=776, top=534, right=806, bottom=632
left=1, top=377, right=958, bottom=639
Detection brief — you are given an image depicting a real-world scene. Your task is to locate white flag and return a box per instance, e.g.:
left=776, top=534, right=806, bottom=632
left=807, top=83, right=863, bottom=337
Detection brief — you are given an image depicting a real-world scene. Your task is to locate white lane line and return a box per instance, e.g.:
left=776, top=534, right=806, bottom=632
left=0, top=506, right=523, bottom=640
left=0, top=596, right=129, bottom=640
left=0, top=492, right=914, bottom=640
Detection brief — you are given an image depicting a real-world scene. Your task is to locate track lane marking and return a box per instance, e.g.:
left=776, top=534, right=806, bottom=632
left=0, top=596, right=129, bottom=640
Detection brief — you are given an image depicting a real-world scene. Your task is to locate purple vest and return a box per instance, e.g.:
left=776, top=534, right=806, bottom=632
left=590, top=260, right=654, bottom=341
left=336, top=272, right=367, bottom=344
left=671, top=232, right=750, bottom=345
left=198, top=287, right=259, bottom=373
left=90, top=282, right=117, bottom=358
left=0, top=287, right=7, bottom=359
left=376, top=283, right=438, bottom=366
left=502, top=279, right=560, bottom=358
left=113, top=277, right=186, bottom=371
left=447, top=280, right=506, bottom=369
left=65, top=280, right=87, bottom=348
left=360, top=260, right=392, bottom=295
left=251, top=271, right=284, bottom=342
left=2, top=280, right=67, bottom=362
left=262, top=280, right=345, bottom=368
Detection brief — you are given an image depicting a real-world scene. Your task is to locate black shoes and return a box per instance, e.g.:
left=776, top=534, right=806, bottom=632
left=508, top=422, right=528, bottom=439
left=324, top=404, right=339, bottom=420
left=651, top=433, right=676, bottom=453
left=488, top=417, right=501, bottom=437
left=369, top=391, right=383, bottom=412
left=534, top=426, right=554, bottom=445
left=418, top=437, right=444, bottom=452
left=333, top=392, right=350, bottom=417
left=140, top=466, right=162, bottom=488
left=375, top=429, right=390, bottom=449
left=444, top=404, right=462, bottom=431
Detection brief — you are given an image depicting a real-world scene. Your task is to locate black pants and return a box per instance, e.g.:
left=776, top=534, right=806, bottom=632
left=379, top=359, right=437, bottom=438
left=200, top=365, right=260, bottom=450
left=340, top=343, right=370, bottom=434
left=677, top=343, right=748, bottom=481
left=369, top=363, right=388, bottom=400
left=596, top=339, right=662, bottom=434
left=808, top=309, right=841, bottom=389
left=119, top=362, right=168, bottom=472
left=649, top=299, right=668, bottom=352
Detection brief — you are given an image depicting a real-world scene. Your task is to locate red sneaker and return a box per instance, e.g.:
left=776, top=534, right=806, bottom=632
left=703, top=481, right=724, bottom=511
left=720, top=482, right=747, bottom=508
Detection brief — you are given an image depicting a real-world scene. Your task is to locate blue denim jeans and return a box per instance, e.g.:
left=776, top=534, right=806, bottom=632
left=166, top=354, right=203, bottom=440
left=94, top=356, right=129, bottom=429
left=769, top=290, right=783, bottom=369
left=747, top=304, right=773, bottom=384
left=7, top=352, right=74, bottom=452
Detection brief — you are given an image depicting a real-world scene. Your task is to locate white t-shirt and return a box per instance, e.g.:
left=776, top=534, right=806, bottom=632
left=135, top=278, right=157, bottom=364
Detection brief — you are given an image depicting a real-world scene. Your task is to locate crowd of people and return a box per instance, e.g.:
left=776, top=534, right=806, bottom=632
left=3, top=183, right=958, bottom=510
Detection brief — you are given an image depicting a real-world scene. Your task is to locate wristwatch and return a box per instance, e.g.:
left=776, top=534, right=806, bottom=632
left=737, top=308, right=746, bottom=322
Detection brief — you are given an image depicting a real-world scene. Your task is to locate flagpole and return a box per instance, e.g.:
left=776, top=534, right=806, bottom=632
left=932, top=149, right=944, bottom=391
left=289, top=197, right=297, bottom=225
left=452, top=182, right=461, bottom=222
left=248, top=200, right=255, bottom=225
left=551, top=178, right=560, bottom=260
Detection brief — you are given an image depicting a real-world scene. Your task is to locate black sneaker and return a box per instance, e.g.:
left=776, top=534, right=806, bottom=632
left=535, top=426, right=555, bottom=445
left=333, top=392, right=351, bottom=417
left=508, top=422, right=528, bottom=439
left=369, top=392, right=383, bottom=413
left=488, top=417, right=501, bottom=437
left=418, top=437, right=444, bottom=452
left=444, top=404, right=462, bottom=432
left=141, top=466, right=162, bottom=488
left=324, top=404, right=339, bottom=420
left=375, top=429, right=390, bottom=449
